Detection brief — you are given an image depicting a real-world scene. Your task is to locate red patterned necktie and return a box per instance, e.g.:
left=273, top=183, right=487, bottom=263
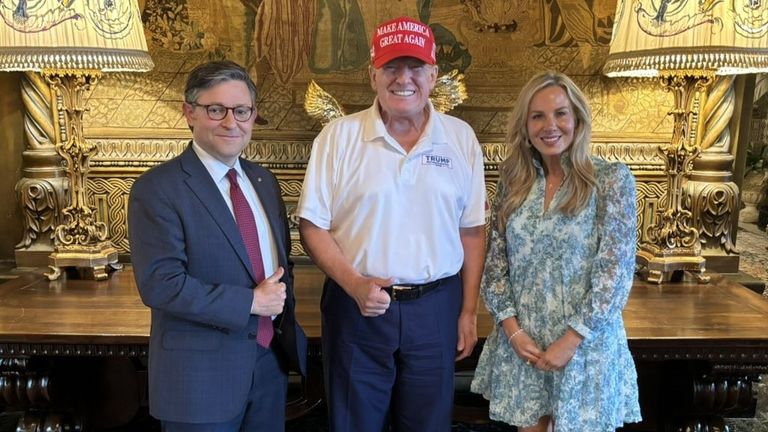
left=226, top=168, right=274, bottom=348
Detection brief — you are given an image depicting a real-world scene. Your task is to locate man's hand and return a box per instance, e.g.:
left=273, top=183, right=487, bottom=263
left=251, top=267, right=287, bottom=317
left=455, top=310, right=478, bottom=360
left=348, top=276, right=392, bottom=317
left=535, top=328, right=583, bottom=371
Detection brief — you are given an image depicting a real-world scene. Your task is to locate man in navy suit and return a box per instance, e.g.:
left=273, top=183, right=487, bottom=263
left=129, top=60, right=306, bottom=432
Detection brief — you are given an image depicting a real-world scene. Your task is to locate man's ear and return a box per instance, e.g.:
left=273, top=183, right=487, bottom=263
left=368, top=65, right=377, bottom=90
left=429, top=65, right=439, bottom=89
left=182, top=102, right=195, bottom=131
left=182, top=102, right=194, bottom=119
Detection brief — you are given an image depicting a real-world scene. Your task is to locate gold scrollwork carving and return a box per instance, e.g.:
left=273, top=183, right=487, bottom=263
left=87, top=178, right=134, bottom=253
left=687, top=181, right=738, bottom=254
left=591, top=142, right=665, bottom=171
left=92, top=139, right=189, bottom=165
left=635, top=181, right=667, bottom=243
left=246, top=142, right=314, bottom=163
left=290, top=242, right=306, bottom=258
left=44, top=70, right=113, bottom=252
left=15, top=179, right=63, bottom=249
left=81, top=137, right=677, bottom=261
left=286, top=203, right=306, bottom=257
left=481, top=142, right=507, bottom=163
left=286, top=203, right=300, bottom=232
left=279, top=179, right=304, bottom=202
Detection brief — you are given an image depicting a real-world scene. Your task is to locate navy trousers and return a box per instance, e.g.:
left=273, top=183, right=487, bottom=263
left=321, top=275, right=462, bottom=432
left=161, top=346, right=287, bottom=432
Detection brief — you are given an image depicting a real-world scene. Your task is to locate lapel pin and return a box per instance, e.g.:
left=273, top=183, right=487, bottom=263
left=257, top=177, right=262, bottom=182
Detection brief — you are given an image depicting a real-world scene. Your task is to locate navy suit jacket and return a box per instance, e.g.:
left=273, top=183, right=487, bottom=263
left=128, top=144, right=307, bottom=423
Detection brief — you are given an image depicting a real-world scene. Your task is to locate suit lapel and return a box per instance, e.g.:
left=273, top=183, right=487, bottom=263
left=179, top=145, right=257, bottom=281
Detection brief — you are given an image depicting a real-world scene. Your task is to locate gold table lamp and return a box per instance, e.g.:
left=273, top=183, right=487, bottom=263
left=0, top=0, right=153, bottom=280
left=604, top=0, right=768, bottom=283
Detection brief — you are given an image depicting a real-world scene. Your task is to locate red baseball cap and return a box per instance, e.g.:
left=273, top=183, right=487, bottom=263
left=370, top=16, right=436, bottom=68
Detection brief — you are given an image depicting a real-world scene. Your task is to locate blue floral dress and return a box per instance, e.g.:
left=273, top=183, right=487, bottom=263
left=471, top=156, right=642, bottom=431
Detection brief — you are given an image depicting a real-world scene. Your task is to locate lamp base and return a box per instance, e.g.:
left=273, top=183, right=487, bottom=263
left=45, top=242, right=122, bottom=281
left=636, top=243, right=710, bottom=284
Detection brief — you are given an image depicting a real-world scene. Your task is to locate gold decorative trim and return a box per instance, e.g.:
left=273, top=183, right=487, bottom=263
left=635, top=181, right=667, bottom=243
left=55, top=137, right=720, bottom=261
left=0, top=48, right=153, bottom=72
left=279, top=179, right=304, bottom=203
left=88, top=139, right=671, bottom=174
left=88, top=178, right=134, bottom=254
left=604, top=48, right=768, bottom=77
left=481, top=142, right=507, bottom=164
left=591, top=142, right=665, bottom=171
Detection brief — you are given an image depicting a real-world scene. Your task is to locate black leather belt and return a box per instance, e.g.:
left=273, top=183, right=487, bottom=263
left=382, top=277, right=446, bottom=301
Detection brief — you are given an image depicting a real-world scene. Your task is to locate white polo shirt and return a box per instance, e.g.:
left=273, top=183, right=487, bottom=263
left=297, top=101, right=486, bottom=284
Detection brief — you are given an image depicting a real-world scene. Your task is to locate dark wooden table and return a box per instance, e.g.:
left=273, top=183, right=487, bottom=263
left=2, top=266, right=768, bottom=431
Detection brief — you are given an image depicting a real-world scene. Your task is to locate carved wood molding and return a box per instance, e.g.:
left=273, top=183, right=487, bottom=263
left=629, top=340, right=768, bottom=365
left=591, top=142, right=665, bottom=172
left=0, top=343, right=148, bottom=357
left=11, top=135, right=727, bottom=261
left=81, top=138, right=677, bottom=257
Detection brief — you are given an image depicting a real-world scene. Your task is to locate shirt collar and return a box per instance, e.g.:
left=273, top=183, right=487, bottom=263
left=362, top=99, right=447, bottom=151
left=191, top=141, right=243, bottom=182
left=532, top=150, right=573, bottom=177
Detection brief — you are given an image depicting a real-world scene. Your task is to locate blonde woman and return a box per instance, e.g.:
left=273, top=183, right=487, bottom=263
left=471, top=71, right=642, bottom=431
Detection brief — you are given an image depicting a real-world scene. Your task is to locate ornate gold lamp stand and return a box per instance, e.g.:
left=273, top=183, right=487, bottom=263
left=635, top=72, right=712, bottom=283
left=0, top=0, right=153, bottom=280
left=604, top=0, right=768, bottom=284
left=43, top=69, right=120, bottom=281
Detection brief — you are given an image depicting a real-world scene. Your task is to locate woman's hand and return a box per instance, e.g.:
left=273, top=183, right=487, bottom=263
left=509, top=330, right=544, bottom=365
left=502, top=317, right=543, bottom=365
left=535, top=328, right=583, bottom=371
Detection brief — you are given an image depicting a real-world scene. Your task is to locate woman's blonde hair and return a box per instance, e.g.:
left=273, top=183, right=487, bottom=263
left=497, top=71, right=596, bottom=231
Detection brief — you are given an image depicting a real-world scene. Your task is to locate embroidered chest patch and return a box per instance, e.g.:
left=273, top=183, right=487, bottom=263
left=422, top=154, right=453, bottom=169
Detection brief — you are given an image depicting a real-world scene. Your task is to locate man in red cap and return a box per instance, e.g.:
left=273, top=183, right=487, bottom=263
left=297, top=16, right=486, bottom=432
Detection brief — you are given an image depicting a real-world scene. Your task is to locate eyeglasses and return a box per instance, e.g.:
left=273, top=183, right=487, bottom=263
left=189, top=103, right=254, bottom=122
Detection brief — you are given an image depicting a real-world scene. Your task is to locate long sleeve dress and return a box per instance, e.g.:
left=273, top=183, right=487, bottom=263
left=471, top=156, right=642, bottom=431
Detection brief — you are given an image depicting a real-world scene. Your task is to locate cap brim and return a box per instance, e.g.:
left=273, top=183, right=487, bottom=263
left=372, top=51, right=435, bottom=68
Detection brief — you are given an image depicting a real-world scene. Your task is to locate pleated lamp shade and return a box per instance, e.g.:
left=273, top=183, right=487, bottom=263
left=603, top=0, right=768, bottom=77
left=0, top=0, right=153, bottom=72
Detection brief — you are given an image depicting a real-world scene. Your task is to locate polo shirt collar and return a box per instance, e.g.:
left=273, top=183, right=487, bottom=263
left=362, top=99, right=447, bottom=151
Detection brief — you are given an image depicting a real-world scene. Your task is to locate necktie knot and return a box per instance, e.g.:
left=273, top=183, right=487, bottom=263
left=226, top=168, right=239, bottom=186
